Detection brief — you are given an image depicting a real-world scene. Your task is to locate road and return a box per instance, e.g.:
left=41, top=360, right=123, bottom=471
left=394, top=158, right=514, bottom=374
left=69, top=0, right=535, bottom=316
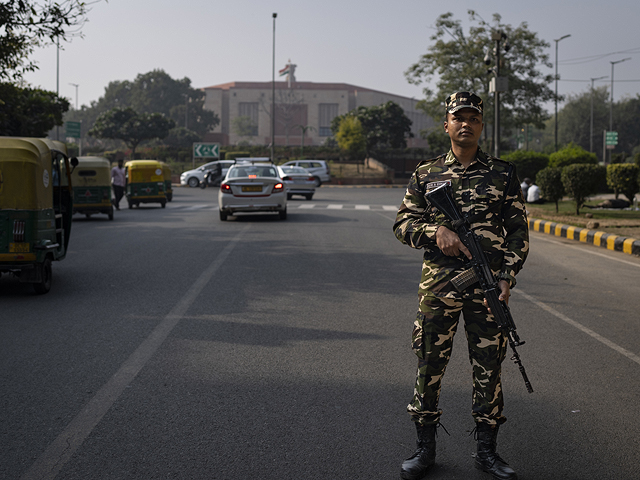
left=2, top=186, right=639, bottom=480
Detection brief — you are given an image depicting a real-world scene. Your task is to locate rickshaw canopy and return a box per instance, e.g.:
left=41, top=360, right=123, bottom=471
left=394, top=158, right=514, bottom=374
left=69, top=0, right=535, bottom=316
left=71, top=157, right=111, bottom=187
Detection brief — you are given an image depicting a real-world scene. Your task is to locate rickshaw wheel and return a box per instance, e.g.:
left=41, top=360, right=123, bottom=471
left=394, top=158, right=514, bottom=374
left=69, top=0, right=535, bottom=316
left=128, top=200, right=132, bottom=209
left=33, top=258, right=52, bottom=295
left=161, top=201, right=166, bottom=208
left=108, top=208, right=114, bottom=221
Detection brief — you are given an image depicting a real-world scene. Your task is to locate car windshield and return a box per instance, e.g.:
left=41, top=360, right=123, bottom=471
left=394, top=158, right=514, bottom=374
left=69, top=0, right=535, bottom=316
left=228, top=165, right=278, bottom=178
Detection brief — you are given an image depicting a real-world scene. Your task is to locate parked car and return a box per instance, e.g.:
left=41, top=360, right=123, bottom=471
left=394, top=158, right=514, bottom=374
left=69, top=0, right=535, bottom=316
left=180, top=160, right=235, bottom=187
left=280, top=160, right=330, bottom=186
left=218, top=162, right=287, bottom=221
left=277, top=166, right=316, bottom=200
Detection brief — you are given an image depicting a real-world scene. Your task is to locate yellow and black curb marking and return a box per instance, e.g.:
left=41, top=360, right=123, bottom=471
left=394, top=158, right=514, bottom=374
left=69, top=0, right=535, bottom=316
left=529, top=218, right=640, bottom=257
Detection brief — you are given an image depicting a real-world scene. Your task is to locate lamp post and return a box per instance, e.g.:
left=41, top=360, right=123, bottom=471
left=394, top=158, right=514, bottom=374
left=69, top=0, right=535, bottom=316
left=554, top=34, right=571, bottom=152
left=69, top=83, right=79, bottom=110
left=609, top=58, right=631, bottom=163
left=589, top=76, right=607, bottom=153
left=271, top=13, right=277, bottom=163
left=486, top=31, right=509, bottom=158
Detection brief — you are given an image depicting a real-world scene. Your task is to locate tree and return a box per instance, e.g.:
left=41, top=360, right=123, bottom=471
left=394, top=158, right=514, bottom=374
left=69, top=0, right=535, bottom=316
left=0, top=82, right=69, bottom=136
left=606, top=164, right=639, bottom=203
left=232, top=115, right=258, bottom=144
left=561, top=164, right=603, bottom=215
left=535, top=167, right=564, bottom=213
left=162, top=127, right=200, bottom=148
left=549, top=143, right=598, bottom=168
left=502, top=150, right=549, bottom=183
left=557, top=87, right=609, bottom=158
left=0, top=1, right=97, bottom=81
left=335, top=116, right=365, bottom=159
left=89, top=107, right=175, bottom=159
left=331, top=101, right=413, bottom=156
left=405, top=11, right=556, bottom=149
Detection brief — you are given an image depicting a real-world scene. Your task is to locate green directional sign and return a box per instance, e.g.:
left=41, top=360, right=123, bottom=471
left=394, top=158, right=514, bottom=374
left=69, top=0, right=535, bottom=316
left=193, top=142, right=220, bottom=158
left=65, top=121, right=81, bottom=138
left=605, top=131, right=618, bottom=146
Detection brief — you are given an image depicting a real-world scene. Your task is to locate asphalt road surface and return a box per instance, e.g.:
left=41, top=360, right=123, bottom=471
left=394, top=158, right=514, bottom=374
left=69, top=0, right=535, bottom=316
left=2, top=186, right=639, bottom=480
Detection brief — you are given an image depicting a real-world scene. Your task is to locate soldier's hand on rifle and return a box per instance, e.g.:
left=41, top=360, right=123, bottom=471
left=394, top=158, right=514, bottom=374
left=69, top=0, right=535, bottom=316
left=436, top=226, right=472, bottom=259
left=484, top=280, right=511, bottom=313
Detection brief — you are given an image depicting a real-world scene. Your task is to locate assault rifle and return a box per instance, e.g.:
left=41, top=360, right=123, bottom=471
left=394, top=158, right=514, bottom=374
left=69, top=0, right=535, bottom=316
left=425, top=183, right=533, bottom=393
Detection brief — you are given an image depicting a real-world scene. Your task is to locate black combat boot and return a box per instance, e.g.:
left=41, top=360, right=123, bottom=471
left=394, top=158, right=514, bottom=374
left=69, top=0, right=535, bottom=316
left=474, top=423, right=517, bottom=480
left=400, top=423, right=437, bottom=480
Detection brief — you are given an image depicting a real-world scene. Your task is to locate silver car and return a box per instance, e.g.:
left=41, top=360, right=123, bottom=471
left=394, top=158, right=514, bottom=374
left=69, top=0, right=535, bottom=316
left=280, top=160, right=331, bottom=186
left=180, top=160, right=235, bottom=187
left=277, top=166, right=316, bottom=200
left=218, top=163, right=287, bottom=221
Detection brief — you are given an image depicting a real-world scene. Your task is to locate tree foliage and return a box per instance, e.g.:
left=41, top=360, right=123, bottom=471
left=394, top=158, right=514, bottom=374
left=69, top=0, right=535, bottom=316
left=0, top=0, right=98, bottom=81
left=0, top=82, right=69, bottom=136
left=561, top=164, right=603, bottom=215
left=557, top=87, right=609, bottom=158
left=89, top=107, right=175, bottom=159
left=606, top=164, right=639, bottom=203
left=405, top=10, right=556, bottom=145
left=502, top=150, right=549, bottom=183
left=331, top=101, right=413, bottom=156
left=335, top=116, right=366, bottom=159
left=549, top=142, right=598, bottom=168
left=535, top=167, right=564, bottom=213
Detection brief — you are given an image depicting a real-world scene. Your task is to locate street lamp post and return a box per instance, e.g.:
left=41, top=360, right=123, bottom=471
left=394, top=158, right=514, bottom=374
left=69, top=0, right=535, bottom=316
left=69, top=83, right=79, bottom=110
left=609, top=57, right=631, bottom=163
left=271, top=13, right=277, bottom=163
left=554, top=34, right=571, bottom=152
left=589, top=76, right=607, bottom=153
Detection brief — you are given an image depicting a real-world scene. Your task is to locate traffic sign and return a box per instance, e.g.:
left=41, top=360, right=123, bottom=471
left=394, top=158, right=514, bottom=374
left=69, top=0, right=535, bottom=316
left=65, top=121, right=81, bottom=138
left=605, top=131, right=618, bottom=146
left=193, top=143, right=220, bottom=159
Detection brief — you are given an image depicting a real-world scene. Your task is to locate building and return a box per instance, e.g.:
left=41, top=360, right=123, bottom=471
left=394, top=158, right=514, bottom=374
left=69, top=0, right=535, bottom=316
left=202, top=80, right=433, bottom=148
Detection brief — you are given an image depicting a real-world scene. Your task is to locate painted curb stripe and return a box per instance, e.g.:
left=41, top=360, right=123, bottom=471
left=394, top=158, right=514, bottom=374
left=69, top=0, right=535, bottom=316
left=529, top=218, right=639, bottom=257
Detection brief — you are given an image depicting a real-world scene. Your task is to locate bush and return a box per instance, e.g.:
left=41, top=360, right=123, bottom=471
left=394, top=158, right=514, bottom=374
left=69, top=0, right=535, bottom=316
left=561, top=164, right=603, bottom=215
left=607, top=163, right=639, bottom=203
left=535, top=167, right=564, bottom=212
left=502, top=150, right=549, bottom=183
left=549, top=143, right=598, bottom=168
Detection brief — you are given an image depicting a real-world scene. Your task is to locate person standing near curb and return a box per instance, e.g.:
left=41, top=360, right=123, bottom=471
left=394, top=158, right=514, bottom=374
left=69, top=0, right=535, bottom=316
left=111, top=159, right=126, bottom=210
left=393, top=92, right=529, bottom=480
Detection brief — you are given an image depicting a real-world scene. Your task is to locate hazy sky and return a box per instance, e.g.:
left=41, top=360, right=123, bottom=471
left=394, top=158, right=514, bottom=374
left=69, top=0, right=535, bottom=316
left=24, top=0, right=640, bottom=113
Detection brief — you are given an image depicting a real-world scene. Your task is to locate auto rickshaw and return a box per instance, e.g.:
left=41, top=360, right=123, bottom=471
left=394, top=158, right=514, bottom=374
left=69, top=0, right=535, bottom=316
left=71, top=156, right=114, bottom=220
left=0, top=137, right=78, bottom=294
left=162, top=162, right=173, bottom=202
left=124, top=160, right=167, bottom=208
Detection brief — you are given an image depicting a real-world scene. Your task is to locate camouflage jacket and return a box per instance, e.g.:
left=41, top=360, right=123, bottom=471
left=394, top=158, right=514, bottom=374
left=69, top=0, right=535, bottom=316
left=393, top=148, right=529, bottom=298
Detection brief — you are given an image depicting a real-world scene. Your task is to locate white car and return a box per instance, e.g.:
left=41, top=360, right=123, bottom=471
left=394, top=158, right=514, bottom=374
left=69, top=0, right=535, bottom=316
left=277, top=166, right=316, bottom=200
left=180, top=160, right=235, bottom=187
left=218, top=163, right=287, bottom=221
left=280, top=160, right=331, bottom=186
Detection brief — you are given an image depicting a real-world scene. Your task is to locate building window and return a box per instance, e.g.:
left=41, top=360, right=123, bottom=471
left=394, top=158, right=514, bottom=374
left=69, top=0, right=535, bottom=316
left=238, top=102, right=259, bottom=136
left=319, top=103, right=338, bottom=137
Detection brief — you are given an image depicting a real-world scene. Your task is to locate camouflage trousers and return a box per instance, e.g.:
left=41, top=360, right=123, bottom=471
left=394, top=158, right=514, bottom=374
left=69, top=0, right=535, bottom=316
left=408, top=290, right=508, bottom=426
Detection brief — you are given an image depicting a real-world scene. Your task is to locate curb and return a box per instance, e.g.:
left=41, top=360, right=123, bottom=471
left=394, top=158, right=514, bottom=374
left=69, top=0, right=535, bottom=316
left=529, top=218, right=640, bottom=257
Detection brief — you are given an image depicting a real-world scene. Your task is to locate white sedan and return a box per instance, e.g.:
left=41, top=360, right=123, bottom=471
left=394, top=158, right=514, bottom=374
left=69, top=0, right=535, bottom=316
left=218, top=163, right=287, bottom=221
left=277, top=166, right=316, bottom=200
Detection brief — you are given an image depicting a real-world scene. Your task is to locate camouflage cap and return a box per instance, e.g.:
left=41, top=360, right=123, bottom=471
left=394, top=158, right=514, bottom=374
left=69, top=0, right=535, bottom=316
left=445, top=92, right=483, bottom=115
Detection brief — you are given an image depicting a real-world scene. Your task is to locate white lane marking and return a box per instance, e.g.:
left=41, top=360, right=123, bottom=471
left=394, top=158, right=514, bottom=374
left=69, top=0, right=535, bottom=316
left=20, top=225, right=251, bottom=480
left=532, top=232, right=640, bottom=268
left=513, top=289, right=640, bottom=366
left=297, top=204, right=316, bottom=209
left=355, top=205, right=370, bottom=210
left=327, top=204, right=343, bottom=209
left=382, top=205, right=398, bottom=211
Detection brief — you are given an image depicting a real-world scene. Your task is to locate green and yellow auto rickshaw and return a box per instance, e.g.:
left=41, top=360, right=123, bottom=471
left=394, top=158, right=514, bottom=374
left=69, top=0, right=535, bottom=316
left=125, top=160, right=167, bottom=208
left=0, top=137, right=78, bottom=294
left=71, top=156, right=114, bottom=220
left=162, top=162, right=173, bottom=202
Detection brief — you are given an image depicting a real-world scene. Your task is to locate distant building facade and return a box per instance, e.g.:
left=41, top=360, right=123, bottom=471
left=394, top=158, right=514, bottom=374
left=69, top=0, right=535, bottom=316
left=202, top=80, right=433, bottom=148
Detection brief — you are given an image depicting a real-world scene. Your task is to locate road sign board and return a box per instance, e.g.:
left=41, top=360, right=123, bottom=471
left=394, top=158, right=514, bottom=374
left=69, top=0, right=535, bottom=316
left=193, top=143, right=220, bottom=158
left=65, top=121, right=81, bottom=138
left=605, top=131, right=618, bottom=146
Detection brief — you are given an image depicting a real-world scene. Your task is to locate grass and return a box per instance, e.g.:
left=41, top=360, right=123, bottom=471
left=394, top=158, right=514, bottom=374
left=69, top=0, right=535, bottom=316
left=527, top=198, right=640, bottom=239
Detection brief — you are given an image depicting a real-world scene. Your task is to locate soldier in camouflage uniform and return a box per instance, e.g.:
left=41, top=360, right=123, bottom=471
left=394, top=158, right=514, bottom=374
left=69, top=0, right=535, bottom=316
left=394, top=92, right=529, bottom=480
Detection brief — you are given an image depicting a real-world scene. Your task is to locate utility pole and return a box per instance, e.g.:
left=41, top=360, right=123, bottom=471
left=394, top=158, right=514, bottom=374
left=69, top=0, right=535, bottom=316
left=554, top=34, right=571, bottom=152
left=271, top=13, right=277, bottom=163
left=609, top=58, right=631, bottom=163
left=486, top=31, right=509, bottom=158
left=589, top=76, right=607, bottom=154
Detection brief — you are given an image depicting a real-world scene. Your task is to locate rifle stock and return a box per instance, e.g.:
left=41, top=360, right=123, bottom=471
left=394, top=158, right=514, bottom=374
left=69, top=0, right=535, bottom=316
left=425, top=183, right=533, bottom=393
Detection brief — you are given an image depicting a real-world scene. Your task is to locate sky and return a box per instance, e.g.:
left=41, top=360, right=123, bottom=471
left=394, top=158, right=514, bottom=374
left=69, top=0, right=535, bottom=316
left=23, top=0, right=640, bottom=114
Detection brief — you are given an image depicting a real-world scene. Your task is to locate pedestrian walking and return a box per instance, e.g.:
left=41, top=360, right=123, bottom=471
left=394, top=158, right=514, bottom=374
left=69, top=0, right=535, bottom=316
left=111, top=159, right=126, bottom=210
left=393, top=92, right=529, bottom=480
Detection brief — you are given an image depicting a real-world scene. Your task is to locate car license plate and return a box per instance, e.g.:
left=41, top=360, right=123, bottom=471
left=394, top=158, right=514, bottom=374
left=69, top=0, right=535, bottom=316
left=9, top=242, right=30, bottom=253
left=242, top=185, right=262, bottom=192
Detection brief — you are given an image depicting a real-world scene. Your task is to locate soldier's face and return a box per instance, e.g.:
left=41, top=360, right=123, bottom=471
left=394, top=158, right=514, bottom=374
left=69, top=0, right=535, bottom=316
left=444, top=109, right=483, bottom=147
